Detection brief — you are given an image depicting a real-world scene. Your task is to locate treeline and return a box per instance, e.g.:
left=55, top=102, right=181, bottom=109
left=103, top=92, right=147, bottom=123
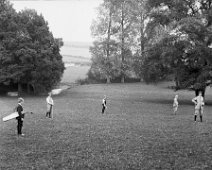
left=88, top=0, right=212, bottom=93
left=0, top=0, right=65, bottom=95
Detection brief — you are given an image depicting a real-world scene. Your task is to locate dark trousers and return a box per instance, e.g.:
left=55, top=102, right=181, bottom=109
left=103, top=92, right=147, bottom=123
left=17, top=119, right=23, bottom=135
left=102, top=105, right=106, bottom=114
left=46, top=105, right=53, bottom=118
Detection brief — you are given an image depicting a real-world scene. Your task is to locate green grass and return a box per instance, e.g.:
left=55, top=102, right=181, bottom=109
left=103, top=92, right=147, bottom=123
left=1, top=83, right=212, bottom=169
left=61, top=65, right=90, bottom=84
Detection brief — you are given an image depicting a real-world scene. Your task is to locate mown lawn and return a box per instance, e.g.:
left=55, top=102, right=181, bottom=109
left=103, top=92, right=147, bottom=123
left=1, top=83, right=212, bottom=170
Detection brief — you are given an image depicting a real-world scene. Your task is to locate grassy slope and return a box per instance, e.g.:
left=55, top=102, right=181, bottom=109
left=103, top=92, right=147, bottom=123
left=1, top=83, right=212, bottom=169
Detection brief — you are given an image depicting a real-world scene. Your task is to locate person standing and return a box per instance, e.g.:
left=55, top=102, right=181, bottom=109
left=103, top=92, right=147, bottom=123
left=192, top=92, right=204, bottom=122
left=102, top=95, right=107, bottom=114
left=16, top=97, right=25, bottom=136
left=173, top=95, right=179, bottom=114
left=46, top=92, right=54, bottom=118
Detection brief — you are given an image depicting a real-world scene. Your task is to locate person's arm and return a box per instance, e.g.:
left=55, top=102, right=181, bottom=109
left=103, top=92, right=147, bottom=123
left=17, top=105, right=24, bottom=120
left=201, top=97, right=205, bottom=106
left=192, top=97, right=197, bottom=104
left=46, top=97, right=53, bottom=105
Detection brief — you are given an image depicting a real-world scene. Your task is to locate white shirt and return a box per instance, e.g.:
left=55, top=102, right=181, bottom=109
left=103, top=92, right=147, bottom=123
left=102, top=98, right=106, bottom=106
left=173, top=98, right=178, bottom=107
left=192, top=96, right=204, bottom=109
left=46, top=96, right=54, bottom=106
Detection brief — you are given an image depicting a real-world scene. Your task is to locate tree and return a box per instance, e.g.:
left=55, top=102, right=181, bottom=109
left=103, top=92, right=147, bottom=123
left=112, top=0, right=136, bottom=83
left=0, top=2, right=64, bottom=95
left=90, top=0, right=119, bottom=83
left=17, top=9, right=65, bottom=94
left=130, top=0, right=149, bottom=81
left=143, top=0, right=212, bottom=96
left=0, top=1, right=22, bottom=91
left=89, top=40, right=119, bottom=83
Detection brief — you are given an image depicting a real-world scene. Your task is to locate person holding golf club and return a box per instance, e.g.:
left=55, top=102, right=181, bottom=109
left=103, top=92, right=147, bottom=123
left=16, top=97, right=25, bottom=136
left=102, top=95, right=107, bottom=114
left=46, top=92, right=54, bottom=118
left=173, top=94, right=179, bottom=114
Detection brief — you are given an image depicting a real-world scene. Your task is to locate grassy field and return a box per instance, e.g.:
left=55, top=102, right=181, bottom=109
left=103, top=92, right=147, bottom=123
left=61, top=65, right=90, bottom=84
left=1, top=83, right=212, bottom=169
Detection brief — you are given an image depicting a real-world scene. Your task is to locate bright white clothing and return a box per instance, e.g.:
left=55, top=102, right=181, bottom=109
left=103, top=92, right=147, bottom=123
left=173, top=97, right=178, bottom=107
left=102, top=99, right=106, bottom=107
left=192, top=96, right=204, bottom=116
left=192, top=96, right=204, bottom=109
left=46, top=96, right=54, bottom=112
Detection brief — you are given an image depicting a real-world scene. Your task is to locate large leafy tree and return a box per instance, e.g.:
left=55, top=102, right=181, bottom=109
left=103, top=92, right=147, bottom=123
left=144, top=0, right=212, bottom=96
left=90, top=0, right=119, bottom=83
left=130, top=0, right=150, bottom=81
left=0, top=1, right=64, bottom=94
left=112, top=0, right=136, bottom=83
left=90, top=0, right=137, bottom=83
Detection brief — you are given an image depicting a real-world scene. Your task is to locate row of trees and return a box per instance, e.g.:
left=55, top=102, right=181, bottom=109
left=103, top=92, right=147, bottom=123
left=89, top=0, right=212, bottom=94
left=0, top=0, right=65, bottom=94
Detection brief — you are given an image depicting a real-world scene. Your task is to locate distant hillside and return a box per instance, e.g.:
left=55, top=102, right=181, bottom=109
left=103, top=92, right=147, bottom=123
left=60, top=41, right=92, bottom=58
left=64, top=41, right=92, bottom=48
left=60, top=42, right=92, bottom=83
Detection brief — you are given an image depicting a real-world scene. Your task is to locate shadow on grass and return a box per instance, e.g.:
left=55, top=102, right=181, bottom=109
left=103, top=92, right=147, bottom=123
left=143, top=98, right=212, bottom=106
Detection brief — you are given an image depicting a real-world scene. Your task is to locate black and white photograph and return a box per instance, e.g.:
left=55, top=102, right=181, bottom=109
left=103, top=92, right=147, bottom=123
left=1, top=0, right=212, bottom=169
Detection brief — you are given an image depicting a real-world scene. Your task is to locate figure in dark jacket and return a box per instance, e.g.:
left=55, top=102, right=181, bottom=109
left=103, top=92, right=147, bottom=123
left=16, top=98, right=25, bottom=136
left=102, top=95, right=107, bottom=114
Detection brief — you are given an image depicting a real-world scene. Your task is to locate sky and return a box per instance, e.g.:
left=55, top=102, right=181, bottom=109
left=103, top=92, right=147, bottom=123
left=10, top=0, right=102, bottom=43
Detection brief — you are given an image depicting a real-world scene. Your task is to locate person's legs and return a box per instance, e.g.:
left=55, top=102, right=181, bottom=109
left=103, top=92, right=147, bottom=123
left=173, top=107, right=177, bottom=114
left=49, top=105, right=52, bottom=118
left=20, top=120, right=23, bottom=135
left=200, top=107, right=203, bottom=122
left=17, top=120, right=20, bottom=135
left=46, top=111, right=49, bottom=117
left=194, top=109, right=198, bottom=122
left=17, top=119, right=23, bottom=135
left=102, top=105, right=105, bottom=114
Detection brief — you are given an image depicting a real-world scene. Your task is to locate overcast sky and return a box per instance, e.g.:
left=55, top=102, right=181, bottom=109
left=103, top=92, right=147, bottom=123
left=10, top=0, right=102, bottom=42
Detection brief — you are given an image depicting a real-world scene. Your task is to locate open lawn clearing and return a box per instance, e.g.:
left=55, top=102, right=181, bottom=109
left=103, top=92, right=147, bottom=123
left=1, top=83, right=212, bottom=169
left=61, top=65, right=90, bottom=84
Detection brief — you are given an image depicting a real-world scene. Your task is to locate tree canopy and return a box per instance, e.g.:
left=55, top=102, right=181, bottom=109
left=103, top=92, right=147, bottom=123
left=0, top=1, right=65, bottom=94
left=90, top=0, right=212, bottom=96
left=144, top=0, right=212, bottom=94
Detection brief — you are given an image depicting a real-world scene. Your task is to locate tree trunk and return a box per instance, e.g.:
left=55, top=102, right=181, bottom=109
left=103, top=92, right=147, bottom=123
left=18, top=83, right=22, bottom=96
left=27, top=83, right=30, bottom=94
left=105, top=9, right=112, bottom=84
left=121, top=3, right=125, bottom=83
left=140, top=13, right=145, bottom=54
left=121, top=75, right=125, bottom=83
left=106, top=76, right=111, bottom=84
left=195, top=89, right=205, bottom=98
left=31, top=83, right=36, bottom=94
left=106, top=9, right=112, bottom=60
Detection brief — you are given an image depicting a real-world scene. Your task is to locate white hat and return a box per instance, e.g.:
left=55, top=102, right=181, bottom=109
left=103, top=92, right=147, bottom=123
left=18, top=97, right=24, bottom=103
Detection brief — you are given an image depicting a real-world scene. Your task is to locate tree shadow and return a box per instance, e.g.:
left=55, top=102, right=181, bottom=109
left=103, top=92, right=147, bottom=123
left=143, top=98, right=212, bottom=106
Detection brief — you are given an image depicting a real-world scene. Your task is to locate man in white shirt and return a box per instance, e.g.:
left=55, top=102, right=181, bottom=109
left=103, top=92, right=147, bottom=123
left=46, top=92, right=54, bottom=118
left=102, top=95, right=107, bottom=114
left=173, top=95, right=179, bottom=114
left=192, top=92, right=204, bottom=122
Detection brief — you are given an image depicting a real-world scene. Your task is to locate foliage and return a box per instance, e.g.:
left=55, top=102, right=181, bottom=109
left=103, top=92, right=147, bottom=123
left=143, top=0, right=212, bottom=92
left=0, top=2, right=64, bottom=94
left=90, top=0, right=138, bottom=83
